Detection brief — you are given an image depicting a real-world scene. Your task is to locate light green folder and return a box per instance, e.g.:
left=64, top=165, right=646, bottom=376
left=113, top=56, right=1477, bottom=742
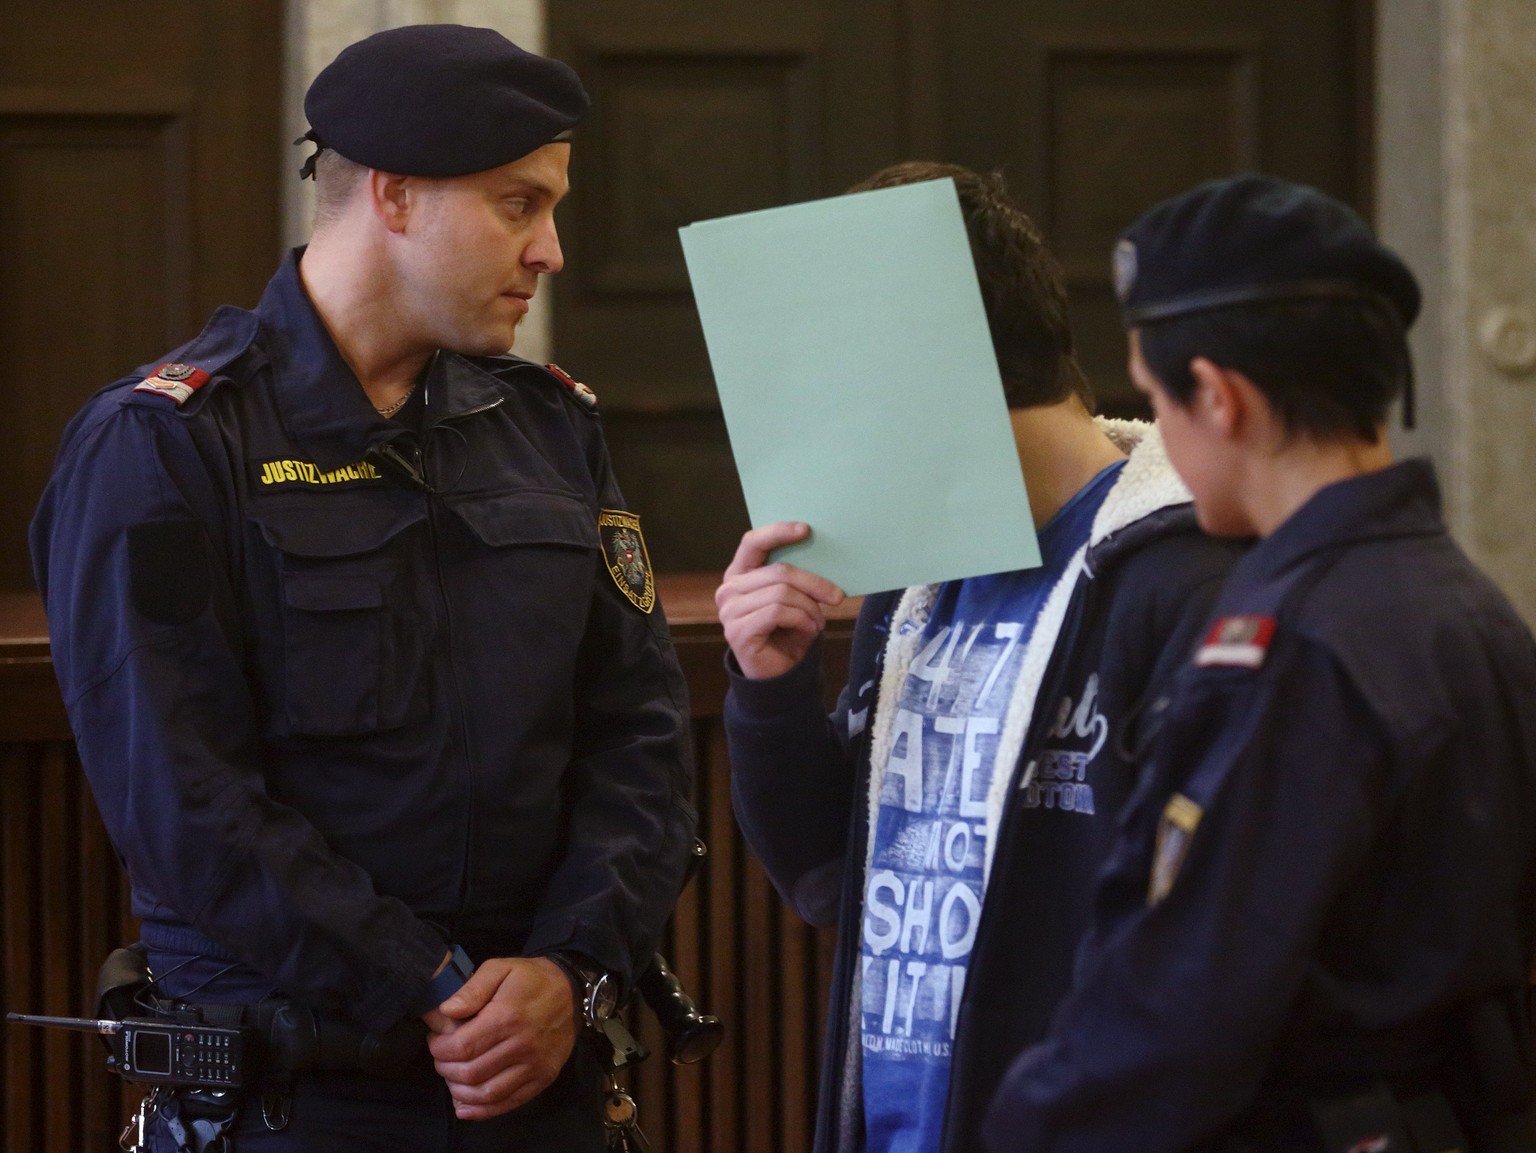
left=679, top=178, right=1040, bottom=595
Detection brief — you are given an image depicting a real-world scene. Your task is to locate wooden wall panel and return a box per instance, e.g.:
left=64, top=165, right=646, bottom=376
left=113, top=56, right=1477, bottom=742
left=1033, top=38, right=1260, bottom=413
left=0, top=740, right=134, bottom=1153
left=550, top=1, right=935, bottom=572
left=0, top=110, right=191, bottom=590
left=944, top=0, right=1369, bottom=418
left=584, top=52, right=817, bottom=306
left=0, top=0, right=282, bottom=595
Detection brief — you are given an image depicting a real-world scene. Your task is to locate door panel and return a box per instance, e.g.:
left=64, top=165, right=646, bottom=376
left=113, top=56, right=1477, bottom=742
left=0, top=5, right=281, bottom=1145
left=0, top=1, right=282, bottom=591
left=550, top=1, right=936, bottom=571
left=948, top=2, right=1371, bottom=414
left=552, top=0, right=1368, bottom=570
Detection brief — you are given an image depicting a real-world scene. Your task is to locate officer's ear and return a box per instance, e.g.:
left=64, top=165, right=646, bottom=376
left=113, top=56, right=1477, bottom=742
left=1187, top=357, right=1257, bottom=442
left=369, top=169, right=414, bottom=234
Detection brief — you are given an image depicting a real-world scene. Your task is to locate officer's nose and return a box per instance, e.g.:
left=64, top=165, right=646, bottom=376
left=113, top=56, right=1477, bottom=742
left=524, top=216, right=564, bottom=276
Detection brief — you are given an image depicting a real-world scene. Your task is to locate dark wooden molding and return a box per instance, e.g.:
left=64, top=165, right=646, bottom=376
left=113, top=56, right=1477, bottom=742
left=0, top=593, right=68, bottom=744
left=0, top=575, right=862, bottom=739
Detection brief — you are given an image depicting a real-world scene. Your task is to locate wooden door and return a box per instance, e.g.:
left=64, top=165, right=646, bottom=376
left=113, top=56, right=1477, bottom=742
left=549, top=0, right=1370, bottom=571
left=0, top=1, right=282, bottom=593
left=945, top=0, right=1374, bottom=416
left=548, top=1, right=942, bottom=573
left=0, top=4, right=281, bottom=1150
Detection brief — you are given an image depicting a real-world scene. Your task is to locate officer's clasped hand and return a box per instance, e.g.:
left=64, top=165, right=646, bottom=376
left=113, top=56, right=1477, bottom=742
left=423, top=956, right=575, bottom=1120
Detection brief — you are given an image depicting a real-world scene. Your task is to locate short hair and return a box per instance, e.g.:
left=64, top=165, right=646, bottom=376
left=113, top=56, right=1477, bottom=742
left=1136, top=297, right=1411, bottom=443
left=311, top=149, right=369, bottom=232
left=848, top=162, right=1092, bottom=411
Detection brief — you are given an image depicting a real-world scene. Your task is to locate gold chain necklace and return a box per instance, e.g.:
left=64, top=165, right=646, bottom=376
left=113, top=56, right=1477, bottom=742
left=375, top=385, right=416, bottom=418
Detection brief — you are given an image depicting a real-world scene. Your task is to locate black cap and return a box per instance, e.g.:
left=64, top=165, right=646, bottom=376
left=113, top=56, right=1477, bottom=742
left=300, top=24, right=589, bottom=179
left=1112, top=174, right=1421, bottom=332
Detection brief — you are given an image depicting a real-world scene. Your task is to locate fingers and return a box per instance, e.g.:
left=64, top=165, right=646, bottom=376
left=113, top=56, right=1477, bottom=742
left=723, top=521, right=812, bottom=579
left=427, top=955, right=576, bottom=1118
left=721, top=594, right=826, bottom=659
left=433, top=957, right=509, bottom=1022
left=716, top=524, right=845, bottom=643
left=421, top=1007, right=457, bottom=1035
left=433, top=1031, right=563, bottom=1119
left=721, top=523, right=845, bottom=599
left=716, top=537, right=847, bottom=679
left=427, top=961, right=570, bottom=1065
left=445, top=1068, right=547, bottom=1120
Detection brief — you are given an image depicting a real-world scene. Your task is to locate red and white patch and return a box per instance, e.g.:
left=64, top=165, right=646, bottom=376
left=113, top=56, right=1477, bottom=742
left=546, top=362, right=598, bottom=409
left=1194, top=614, right=1277, bottom=669
left=133, top=362, right=210, bottom=406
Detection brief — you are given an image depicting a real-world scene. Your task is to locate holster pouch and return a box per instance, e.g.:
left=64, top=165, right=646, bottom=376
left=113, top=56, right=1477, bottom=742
left=95, top=943, right=428, bottom=1080
left=156, top=1088, right=240, bottom=1153
left=95, top=942, right=152, bottom=1022
left=254, top=1000, right=428, bottom=1078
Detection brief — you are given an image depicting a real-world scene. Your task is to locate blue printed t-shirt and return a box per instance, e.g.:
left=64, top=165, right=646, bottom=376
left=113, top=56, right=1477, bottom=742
left=860, top=458, right=1124, bottom=1153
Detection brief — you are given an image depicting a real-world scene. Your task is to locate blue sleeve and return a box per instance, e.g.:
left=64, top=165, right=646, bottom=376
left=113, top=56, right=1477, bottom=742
left=726, top=596, right=890, bottom=926
left=983, top=642, right=1389, bottom=1153
left=32, top=403, right=446, bottom=1033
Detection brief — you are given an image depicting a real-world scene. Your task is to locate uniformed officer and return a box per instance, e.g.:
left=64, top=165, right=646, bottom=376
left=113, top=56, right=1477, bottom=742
left=30, top=24, right=696, bottom=1153
left=983, top=175, right=1536, bottom=1152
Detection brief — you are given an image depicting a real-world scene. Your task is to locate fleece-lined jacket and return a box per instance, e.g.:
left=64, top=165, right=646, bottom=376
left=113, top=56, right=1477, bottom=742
left=726, top=420, right=1243, bottom=1153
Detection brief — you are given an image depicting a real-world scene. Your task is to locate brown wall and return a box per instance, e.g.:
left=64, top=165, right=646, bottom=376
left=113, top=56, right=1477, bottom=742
left=0, top=1, right=283, bottom=593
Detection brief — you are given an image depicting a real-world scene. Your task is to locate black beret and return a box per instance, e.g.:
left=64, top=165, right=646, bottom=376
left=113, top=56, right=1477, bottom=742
left=302, top=24, right=589, bottom=178
left=1113, top=174, right=1421, bottom=330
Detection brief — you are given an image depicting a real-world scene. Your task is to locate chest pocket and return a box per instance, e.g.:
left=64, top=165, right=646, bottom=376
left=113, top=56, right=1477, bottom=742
left=250, top=497, right=430, bottom=737
left=443, top=488, right=598, bottom=552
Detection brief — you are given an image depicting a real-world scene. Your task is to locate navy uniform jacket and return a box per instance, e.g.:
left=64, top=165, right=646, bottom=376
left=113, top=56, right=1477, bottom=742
left=985, top=460, right=1536, bottom=1152
left=30, top=252, right=697, bottom=1035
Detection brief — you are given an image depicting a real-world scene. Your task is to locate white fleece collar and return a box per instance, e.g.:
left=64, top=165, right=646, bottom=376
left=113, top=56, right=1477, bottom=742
left=862, top=419, right=1190, bottom=888
left=843, top=419, right=1190, bottom=1120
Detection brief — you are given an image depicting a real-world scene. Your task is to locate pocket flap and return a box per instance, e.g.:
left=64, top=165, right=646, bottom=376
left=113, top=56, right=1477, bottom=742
left=250, top=495, right=427, bottom=558
left=283, top=573, right=383, bottom=613
left=445, top=490, right=597, bottom=550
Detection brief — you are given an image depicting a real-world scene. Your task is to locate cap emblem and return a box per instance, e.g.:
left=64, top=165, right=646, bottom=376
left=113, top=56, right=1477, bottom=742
left=1112, top=239, right=1138, bottom=303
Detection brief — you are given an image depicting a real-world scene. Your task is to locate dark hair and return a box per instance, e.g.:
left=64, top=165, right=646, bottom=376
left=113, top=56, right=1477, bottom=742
left=311, top=149, right=369, bottom=231
left=848, top=162, right=1092, bottom=411
left=1136, top=296, right=1411, bottom=442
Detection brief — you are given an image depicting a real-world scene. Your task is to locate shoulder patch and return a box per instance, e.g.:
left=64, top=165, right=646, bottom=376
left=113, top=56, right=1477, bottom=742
left=1194, top=614, right=1276, bottom=670
left=1148, top=792, right=1202, bottom=905
left=124, top=305, right=261, bottom=410
left=598, top=509, right=655, bottom=613
left=133, top=362, right=211, bottom=406
left=546, top=362, right=598, bottom=409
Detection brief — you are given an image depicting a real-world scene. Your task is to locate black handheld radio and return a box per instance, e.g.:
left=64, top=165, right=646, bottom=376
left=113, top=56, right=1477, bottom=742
left=5, top=1013, right=250, bottom=1089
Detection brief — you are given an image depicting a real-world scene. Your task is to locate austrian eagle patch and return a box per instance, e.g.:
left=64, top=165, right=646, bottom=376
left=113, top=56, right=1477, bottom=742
left=598, top=509, right=655, bottom=614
